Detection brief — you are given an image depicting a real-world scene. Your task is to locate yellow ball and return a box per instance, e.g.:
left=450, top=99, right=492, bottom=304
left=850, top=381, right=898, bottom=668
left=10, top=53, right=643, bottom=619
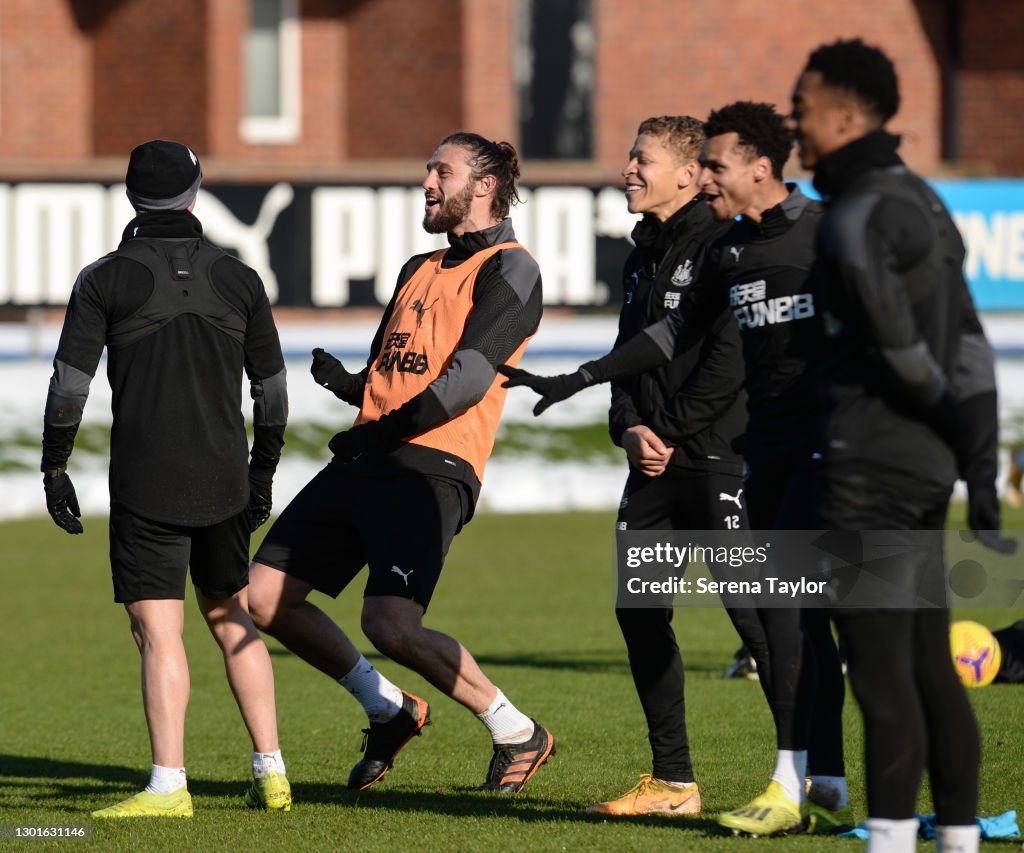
left=950, top=620, right=1002, bottom=688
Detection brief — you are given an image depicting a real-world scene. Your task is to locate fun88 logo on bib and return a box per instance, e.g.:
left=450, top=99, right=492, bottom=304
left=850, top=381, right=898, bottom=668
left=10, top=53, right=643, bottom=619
left=730, top=280, right=815, bottom=330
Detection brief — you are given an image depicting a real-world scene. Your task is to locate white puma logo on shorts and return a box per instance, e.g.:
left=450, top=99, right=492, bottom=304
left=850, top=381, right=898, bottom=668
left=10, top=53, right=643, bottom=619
left=391, top=565, right=414, bottom=585
left=719, top=488, right=744, bottom=509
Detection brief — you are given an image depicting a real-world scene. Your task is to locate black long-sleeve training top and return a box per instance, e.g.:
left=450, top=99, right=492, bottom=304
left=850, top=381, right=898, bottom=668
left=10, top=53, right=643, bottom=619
left=42, top=210, right=287, bottom=526
left=810, top=130, right=998, bottom=491
left=584, top=186, right=825, bottom=465
left=609, top=195, right=745, bottom=474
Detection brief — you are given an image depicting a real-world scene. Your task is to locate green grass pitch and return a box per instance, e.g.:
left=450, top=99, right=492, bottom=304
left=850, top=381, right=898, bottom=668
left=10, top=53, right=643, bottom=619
left=1, top=509, right=1022, bottom=851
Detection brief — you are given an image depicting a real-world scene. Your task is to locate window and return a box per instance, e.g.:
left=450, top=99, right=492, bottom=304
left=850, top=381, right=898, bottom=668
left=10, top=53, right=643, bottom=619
left=241, top=0, right=300, bottom=144
left=517, top=0, right=594, bottom=159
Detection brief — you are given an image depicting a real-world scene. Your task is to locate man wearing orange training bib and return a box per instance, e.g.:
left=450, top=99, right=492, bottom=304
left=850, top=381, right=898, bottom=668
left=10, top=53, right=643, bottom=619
left=248, top=132, right=554, bottom=795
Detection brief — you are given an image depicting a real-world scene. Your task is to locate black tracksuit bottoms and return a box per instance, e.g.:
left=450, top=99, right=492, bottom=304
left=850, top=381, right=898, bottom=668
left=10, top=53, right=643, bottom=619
left=614, top=467, right=745, bottom=783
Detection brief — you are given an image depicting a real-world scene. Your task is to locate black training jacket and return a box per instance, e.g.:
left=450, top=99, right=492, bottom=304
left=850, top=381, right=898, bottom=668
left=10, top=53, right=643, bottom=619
left=811, top=131, right=997, bottom=491
left=609, top=196, right=745, bottom=475
left=42, top=210, right=287, bottom=526
left=629, top=186, right=826, bottom=464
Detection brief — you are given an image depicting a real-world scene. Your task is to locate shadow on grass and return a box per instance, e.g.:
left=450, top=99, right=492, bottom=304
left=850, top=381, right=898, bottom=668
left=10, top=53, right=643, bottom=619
left=267, top=646, right=632, bottom=675
left=258, top=781, right=730, bottom=834
left=266, top=640, right=755, bottom=681
left=267, top=645, right=746, bottom=678
left=0, top=753, right=150, bottom=808
left=0, top=752, right=728, bottom=836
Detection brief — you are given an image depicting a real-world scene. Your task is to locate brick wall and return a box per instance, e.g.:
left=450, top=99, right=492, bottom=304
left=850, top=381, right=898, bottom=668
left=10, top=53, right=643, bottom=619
left=0, top=0, right=1021, bottom=176
left=462, top=0, right=518, bottom=144
left=594, top=0, right=943, bottom=173
left=345, top=0, right=463, bottom=159
left=0, top=0, right=92, bottom=159
left=91, top=0, right=208, bottom=156
left=959, top=0, right=1024, bottom=174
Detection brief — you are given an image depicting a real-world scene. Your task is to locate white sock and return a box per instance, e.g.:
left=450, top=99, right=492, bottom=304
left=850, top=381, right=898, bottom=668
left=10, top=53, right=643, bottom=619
left=476, top=689, right=534, bottom=745
left=865, top=817, right=919, bottom=853
left=658, top=778, right=697, bottom=789
left=145, top=764, right=187, bottom=795
left=935, top=824, right=980, bottom=853
left=808, top=774, right=849, bottom=810
left=338, top=655, right=404, bottom=723
left=770, top=749, right=807, bottom=805
left=252, top=749, right=286, bottom=779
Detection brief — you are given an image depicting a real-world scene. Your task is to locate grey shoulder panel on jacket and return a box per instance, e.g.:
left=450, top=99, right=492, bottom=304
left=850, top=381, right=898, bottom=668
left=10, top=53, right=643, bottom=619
left=493, top=246, right=541, bottom=305
left=72, top=253, right=117, bottom=294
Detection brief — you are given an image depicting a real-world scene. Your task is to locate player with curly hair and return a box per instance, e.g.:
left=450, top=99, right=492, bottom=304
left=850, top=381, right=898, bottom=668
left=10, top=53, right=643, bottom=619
left=247, top=131, right=555, bottom=796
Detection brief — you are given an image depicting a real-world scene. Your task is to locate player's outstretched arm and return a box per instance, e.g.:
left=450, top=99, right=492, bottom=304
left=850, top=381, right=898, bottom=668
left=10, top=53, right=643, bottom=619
left=497, top=365, right=594, bottom=415
left=499, top=321, right=675, bottom=416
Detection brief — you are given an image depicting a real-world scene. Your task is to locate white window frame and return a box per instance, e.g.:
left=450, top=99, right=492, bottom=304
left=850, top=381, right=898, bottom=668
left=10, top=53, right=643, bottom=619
left=240, top=0, right=301, bottom=145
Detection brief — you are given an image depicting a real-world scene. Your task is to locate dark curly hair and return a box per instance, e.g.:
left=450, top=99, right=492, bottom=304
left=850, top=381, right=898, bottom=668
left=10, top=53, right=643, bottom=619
left=804, top=38, right=900, bottom=123
left=703, top=102, right=792, bottom=179
left=437, top=131, right=522, bottom=220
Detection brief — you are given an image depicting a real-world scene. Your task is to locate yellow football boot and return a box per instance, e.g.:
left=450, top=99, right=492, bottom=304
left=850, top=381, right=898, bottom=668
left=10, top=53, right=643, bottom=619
left=718, top=780, right=803, bottom=836
left=91, top=787, right=193, bottom=818
left=244, top=771, right=292, bottom=812
left=587, top=774, right=701, bottom=816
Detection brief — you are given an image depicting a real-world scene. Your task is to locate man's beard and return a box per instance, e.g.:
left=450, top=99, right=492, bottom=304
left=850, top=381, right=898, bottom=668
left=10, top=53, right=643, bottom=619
left=423, top=181, right=475, bottom=234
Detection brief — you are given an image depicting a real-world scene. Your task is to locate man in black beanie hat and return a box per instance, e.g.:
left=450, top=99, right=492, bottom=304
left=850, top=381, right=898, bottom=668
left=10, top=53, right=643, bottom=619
left=124, top=139, right=204, bottom=212
left=42, top=139, right=292, bottom=817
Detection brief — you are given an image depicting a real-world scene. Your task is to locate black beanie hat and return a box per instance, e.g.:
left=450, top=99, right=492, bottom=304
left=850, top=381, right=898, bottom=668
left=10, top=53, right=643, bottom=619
left=125, top=140, right=203, bottom=212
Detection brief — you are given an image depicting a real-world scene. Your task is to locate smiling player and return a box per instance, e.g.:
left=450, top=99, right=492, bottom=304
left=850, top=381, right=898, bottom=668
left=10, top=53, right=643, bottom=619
left=501, top=102, right=850, bottom=836
left=586, top=116, right=745, bottom=818
left=247, top=132, right=555, bottom=795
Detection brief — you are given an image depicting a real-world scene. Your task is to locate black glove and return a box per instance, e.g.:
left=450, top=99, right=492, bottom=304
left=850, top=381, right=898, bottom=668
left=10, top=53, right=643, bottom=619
left=498, top=365, right=593, bottom=416
left=328, top=422, right=381, bottom=463
left=311, top=348, right=363, bottom=405
left=42, top=466, right=83, bottom=534
left=966, top=480, right=1017, bottom=555
left=246, top=466, right=275, bottom=531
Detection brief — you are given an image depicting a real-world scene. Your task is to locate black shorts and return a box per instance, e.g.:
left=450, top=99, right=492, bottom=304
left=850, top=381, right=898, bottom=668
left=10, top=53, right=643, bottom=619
left=109, top=505, right=251, bottom=603
left=616, top=468, right=748, bottom=531
left=252, top=460, right=470, bottom=610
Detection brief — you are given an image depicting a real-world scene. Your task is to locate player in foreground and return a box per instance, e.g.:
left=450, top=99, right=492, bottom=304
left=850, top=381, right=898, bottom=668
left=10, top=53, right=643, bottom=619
left=789, top=38, right=1010, bottom=853
left=502, top=103, right=849, bottom=836
left=586, top=115, right=746, bottom=817
left=42, top=140, right=291, bottom=817
left=247, top=132, right=554, bottom=794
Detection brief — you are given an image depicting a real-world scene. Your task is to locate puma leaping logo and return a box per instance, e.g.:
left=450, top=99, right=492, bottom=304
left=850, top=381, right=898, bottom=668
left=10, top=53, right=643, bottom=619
left=410, top=297, right=439, bottom=326
left=730, top=246, right=744, bottom=262
left=391, top=565, right=414, bottom=586
left=198, top=183, right=295, bottom=303
left=719, top=488, right=744, bottom=509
